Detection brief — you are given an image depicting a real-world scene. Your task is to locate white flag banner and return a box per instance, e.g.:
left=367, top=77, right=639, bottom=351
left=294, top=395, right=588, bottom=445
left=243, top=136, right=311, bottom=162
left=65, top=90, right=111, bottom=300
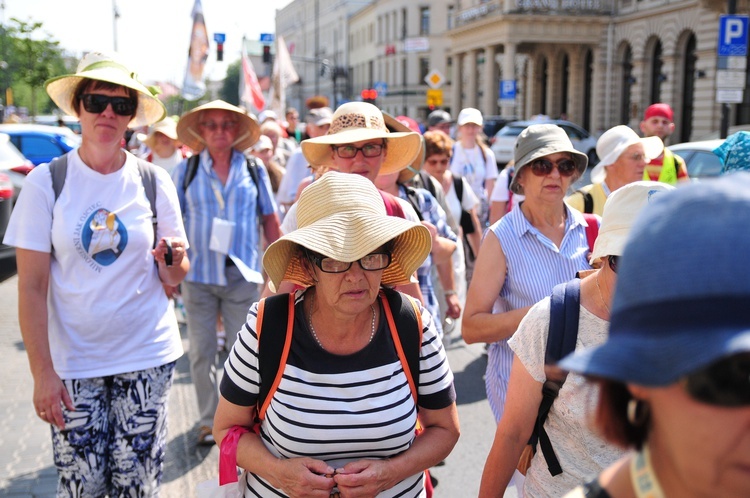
left=267, top=35, right=299, bottom=116
left=182, top=0, right=208, bottom=101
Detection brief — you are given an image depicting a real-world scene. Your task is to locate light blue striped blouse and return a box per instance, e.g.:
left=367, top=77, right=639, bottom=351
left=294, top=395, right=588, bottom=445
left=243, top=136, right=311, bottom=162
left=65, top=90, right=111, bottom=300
left=172, top=149, right=277, bottom=286
left=485, top=203, right=593, bottom=422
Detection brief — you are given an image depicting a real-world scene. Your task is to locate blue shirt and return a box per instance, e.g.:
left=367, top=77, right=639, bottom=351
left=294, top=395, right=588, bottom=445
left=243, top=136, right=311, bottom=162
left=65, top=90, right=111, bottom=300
left=172, top=149, right=277, bottom=285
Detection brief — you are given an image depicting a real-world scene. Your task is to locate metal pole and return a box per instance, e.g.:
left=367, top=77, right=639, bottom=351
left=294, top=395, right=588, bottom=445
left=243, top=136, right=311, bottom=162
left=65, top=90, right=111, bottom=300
left=112, top=0, right=119, bottom=52
left=720, top=0, right=738, bottom=139
left=314, top=0, right=319, bottom=96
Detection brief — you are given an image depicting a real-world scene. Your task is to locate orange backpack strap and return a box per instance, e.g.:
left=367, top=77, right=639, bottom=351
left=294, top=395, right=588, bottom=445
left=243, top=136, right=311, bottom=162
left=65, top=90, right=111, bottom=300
left=379, top=288, right=422, bottom=405
left=255, top=292, right=296, bottom=421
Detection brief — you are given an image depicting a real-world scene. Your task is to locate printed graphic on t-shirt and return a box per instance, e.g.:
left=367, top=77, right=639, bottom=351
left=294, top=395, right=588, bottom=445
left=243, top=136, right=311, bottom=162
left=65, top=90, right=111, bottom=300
left=80, top=208, right=127, bottom=266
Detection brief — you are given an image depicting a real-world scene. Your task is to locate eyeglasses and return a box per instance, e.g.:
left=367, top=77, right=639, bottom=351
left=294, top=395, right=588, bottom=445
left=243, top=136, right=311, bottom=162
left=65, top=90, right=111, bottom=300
left=627, top=153, right=647, bottom=162
left=529, top=158, right=578, bottom=177
left=332, top=143, right=385, bottom=159
left=200, top=121, right=239, bottom=132
left=81, top=94, right=137, bottom=116
left=608, top=255, right=620, bottom=273
left=309, top=252, right=392, bottom=273
left=684, top=354, right=750, bottom=407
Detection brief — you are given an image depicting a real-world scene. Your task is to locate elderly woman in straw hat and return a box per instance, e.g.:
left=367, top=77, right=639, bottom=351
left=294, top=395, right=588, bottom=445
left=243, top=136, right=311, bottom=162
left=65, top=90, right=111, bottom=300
left=463, top=124, right=593, bottom=424
left=479, top=181, right=673, bottom=498
left=138, top=116, right=186, bottom=174
left=3, top=52, right=189, bottom=495
left=172, top=100, right=281, bottom=445
left=215, top=172, right=460, bottom=497
left=566, top=125, right=663, bottom=215
left=562, top=175, right=750, bottom=498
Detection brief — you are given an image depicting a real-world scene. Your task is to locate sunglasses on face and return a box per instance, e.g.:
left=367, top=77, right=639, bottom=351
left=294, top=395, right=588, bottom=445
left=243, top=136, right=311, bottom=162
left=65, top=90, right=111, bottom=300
left=308, top=252, right=392, bottom=273
left=608, top=255, right=620, bottom=273
left=684, top=354, right=750, bottom=407
left=332, top=143, right=385, bottom=159
left=81, top=94, right=137, bottom=116
left=199, top=121, right=238, bottom=132
left=529, top=158, right=578, bottom=177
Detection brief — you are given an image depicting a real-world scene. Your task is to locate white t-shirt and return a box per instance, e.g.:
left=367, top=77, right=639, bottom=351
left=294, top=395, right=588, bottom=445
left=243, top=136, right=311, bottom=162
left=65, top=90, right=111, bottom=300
left=490, top=167, right=525, bottom=210
left=275, top=148, right=310, bottom=207
left=450, top=143, right=498, bottom=201
left=508, top=297, right=626, bottom=498
left=141, top=148, right=185, bottom=176
left=444, top=175, right=479, bottom=224
left=4, top=151, right=186, bottom=379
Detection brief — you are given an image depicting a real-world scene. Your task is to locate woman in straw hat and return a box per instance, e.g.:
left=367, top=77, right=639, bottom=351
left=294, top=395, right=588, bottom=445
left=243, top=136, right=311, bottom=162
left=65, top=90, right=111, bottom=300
left=479, top=182, right=673, bottom=498
left=561, top=174, right=750, bottom=498
left=463, top=124, right=592, bottom=424
left=215, top=172, right=460, bottom=498
left=139, top=116, right=186, bottom=174
left=172, top=99, right=281, bottom=446
left=3, top=52, right=189, bottom=495
left=566, top=125, right=663, bottom=215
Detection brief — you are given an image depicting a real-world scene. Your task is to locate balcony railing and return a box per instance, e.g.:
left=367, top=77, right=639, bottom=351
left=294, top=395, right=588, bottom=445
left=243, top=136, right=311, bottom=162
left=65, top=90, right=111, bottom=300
left=455, top=0, right=615, bottom=27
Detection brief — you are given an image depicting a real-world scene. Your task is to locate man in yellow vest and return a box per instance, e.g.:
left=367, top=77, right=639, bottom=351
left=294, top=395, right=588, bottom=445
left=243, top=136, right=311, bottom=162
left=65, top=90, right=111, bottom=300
left=639, top=103, right=689, bottom=184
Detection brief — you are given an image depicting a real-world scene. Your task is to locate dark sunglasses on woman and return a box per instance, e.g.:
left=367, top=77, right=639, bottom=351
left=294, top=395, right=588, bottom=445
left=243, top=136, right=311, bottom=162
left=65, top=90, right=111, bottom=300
left=81, top=94, right=137, bottom=116
left=685, top=353, right=750, bottom=407
left=529, top=158, right=578, bottom=177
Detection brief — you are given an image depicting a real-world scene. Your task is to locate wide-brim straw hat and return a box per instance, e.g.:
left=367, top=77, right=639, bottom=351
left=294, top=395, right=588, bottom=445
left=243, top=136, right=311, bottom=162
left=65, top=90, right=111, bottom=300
left=176, top=100, right=260, bottom=153
left=382, top=112, right=426, bottom=184
left=263, top=171, right=432, bottom=290
left=509, top=123, right=588, bottom=195
left=301, top=102, right=422, bottom=176
left=45, top=51, right=166, bottom=128
left=591, top=125, right=663, bottom=184
left=142, top=118, right=179, bottom=149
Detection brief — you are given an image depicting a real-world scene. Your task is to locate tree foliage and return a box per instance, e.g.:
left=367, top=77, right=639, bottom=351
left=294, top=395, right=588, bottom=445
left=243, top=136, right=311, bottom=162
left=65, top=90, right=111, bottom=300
left=220, top=59, right=241, bottom=106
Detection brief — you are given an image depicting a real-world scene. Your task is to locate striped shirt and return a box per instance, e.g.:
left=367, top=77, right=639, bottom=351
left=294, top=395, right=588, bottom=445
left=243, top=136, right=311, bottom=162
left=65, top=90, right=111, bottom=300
left=221, top=290, right=456, bottom=497
left=398, top=185, right=458, bottom=339
left=485, top=204, right=593, bottom=422
left=172, top=149, right=277, bottom=285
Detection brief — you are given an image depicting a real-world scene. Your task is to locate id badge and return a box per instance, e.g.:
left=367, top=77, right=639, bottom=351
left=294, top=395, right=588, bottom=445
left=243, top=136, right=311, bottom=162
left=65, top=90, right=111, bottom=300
left=209, top=218, right=235, bottom=254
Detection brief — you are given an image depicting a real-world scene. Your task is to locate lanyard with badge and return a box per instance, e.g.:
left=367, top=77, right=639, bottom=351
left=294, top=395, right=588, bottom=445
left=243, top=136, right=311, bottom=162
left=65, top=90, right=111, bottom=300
left=209, top=176, right=235, bottom=255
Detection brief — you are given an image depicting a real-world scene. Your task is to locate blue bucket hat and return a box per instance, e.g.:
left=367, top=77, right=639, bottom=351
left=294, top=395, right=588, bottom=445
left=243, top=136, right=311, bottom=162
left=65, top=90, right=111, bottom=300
left=560, top=173, right=750, bottom=386
left=714, top=131, right=750, bottom=174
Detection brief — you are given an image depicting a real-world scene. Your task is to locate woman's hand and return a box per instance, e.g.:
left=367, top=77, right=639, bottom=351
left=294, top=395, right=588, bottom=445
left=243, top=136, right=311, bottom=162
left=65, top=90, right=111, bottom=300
left=152, top=237, right=186, bottom=267
left=333, top=459, right=394, bottom=498
left=33, top=366, right=74, bottom=430
left=270, top=457, right=337, bottom=497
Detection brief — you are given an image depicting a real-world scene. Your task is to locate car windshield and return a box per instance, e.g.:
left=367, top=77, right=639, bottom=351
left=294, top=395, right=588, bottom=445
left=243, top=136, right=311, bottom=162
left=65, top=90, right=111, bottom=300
left=497, top=125, right=526, bottom=137
left=61, top=135, right=82, bottom=148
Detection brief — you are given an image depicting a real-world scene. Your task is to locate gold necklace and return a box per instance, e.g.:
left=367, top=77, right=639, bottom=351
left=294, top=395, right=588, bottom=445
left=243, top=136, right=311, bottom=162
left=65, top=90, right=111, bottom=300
left=595, top=272, right=611, bottom=316
left=307, top=293, right=376, bottom=350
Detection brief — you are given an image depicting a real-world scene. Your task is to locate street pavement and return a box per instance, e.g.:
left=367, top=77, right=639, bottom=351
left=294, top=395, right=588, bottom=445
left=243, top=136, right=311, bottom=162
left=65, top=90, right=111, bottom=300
left=0, top=270, right=506, bottom=497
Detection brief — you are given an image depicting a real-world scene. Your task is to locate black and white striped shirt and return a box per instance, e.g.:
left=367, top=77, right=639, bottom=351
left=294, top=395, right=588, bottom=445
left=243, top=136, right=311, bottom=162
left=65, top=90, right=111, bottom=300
left=222, top=290, right=456, bottom=497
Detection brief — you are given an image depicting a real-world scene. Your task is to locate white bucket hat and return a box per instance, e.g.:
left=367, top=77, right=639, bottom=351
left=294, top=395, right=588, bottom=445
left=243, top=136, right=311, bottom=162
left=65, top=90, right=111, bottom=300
left=589, top=181, right=675, bottom=264
left=263, top=171, right=432, bottom=290
left=591, top=125, right=664, bottom=184
left=176, top=100, right=260, bottom=153
left=301, top=102, right=422, bottom=175
left=45, top=51, right=166, bottom=128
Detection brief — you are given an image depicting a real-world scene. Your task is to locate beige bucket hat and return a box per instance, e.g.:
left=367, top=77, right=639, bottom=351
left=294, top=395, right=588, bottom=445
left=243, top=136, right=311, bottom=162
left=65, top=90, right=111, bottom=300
left=142, top=118, right=179, bottom=149
left=45, top=51, right=166, bottom=128
left=300, top=102, right=422, bottom=176
left=263, top=171, right=432, bottom=290
left=176, top=100, right=260, bottom=153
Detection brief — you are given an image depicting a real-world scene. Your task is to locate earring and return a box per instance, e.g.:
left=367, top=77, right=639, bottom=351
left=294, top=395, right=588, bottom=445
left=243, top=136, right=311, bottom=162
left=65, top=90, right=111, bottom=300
left=627, top=398, right=649, bottom=427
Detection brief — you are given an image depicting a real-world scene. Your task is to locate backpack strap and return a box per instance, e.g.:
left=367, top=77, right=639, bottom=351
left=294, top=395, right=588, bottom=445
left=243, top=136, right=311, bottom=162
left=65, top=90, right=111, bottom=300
left=49, top=154, right=69, bottom=201
left=582, top=191, right=594, bottom=214
left=402, top=185, right=424, bottom=222
left=453, top=173, right=463, bottom=204
left=530, top=279, right=581, bottom=476
left=380, top=190, right=405, bottom=218
left=582, top=213, right=599, bottom=255
left=255, top=293, right=295, bottom=422
left=182, top=154, right=201, bottom=192
left=506, top=167, right=515, bottom=214
left=419, top=170, right=437, bottom=198
left=135, top=158, right=159, bottom=247
left=379, top=288, right=422, bottom=405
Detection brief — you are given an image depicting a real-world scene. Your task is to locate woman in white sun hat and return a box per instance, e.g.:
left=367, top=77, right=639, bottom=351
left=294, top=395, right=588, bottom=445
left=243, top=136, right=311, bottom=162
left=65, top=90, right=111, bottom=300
left=3, top=51, right=189, bottom=496
left=567, top=125, right=663, bottom=215
left=215, top=172, right=459, bottom=497
left=139, top=117, right=186, bottom=174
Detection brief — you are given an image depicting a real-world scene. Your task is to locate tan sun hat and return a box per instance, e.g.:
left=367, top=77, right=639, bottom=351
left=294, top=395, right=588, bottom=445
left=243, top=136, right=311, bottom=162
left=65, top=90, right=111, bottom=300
left=176, top=100, right=260, bottom=153
left=45, top=51, right=166, bottom=128
left=300, top=102, right=422, bottom=176
left=382, top=112, right=426, bottom=184
left=142, top=118, right=179, bottom=149
left=263, top=171, right=432, bottom=290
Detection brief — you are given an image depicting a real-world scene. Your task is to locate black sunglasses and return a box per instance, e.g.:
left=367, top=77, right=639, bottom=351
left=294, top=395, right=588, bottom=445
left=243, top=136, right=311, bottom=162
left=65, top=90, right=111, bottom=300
left=608, top=255, right=620, bottom=273
left=685, top=353, right=750, bottom=407
left=81, top=94, right=137, bottom=117
left=529, top=158, right=578, bottom=177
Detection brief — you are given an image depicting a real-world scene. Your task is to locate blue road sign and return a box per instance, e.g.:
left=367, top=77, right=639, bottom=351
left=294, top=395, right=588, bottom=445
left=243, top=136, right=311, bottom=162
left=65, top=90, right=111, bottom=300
left=260, top=33, right=275, bottom=44
left=373, top=81, right=388, bottom=97
left=213, top=33, right=226, bottom=44
left=499, top=80, right=516, bottom=101
left=718, top=15, right=749, bottom=56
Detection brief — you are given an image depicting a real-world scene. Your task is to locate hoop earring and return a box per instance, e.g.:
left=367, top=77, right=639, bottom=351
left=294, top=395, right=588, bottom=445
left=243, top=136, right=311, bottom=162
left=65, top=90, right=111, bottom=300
left=627, top=398, right=649, bottom=427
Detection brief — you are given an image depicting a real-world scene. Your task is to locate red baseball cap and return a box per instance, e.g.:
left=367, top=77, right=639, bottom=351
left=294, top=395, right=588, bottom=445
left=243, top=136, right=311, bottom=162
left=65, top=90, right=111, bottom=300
left=644, top=103, right=674, bottom=122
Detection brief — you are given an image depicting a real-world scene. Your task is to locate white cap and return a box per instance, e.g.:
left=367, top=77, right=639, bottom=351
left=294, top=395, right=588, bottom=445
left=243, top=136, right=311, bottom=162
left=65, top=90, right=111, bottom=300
left=457, top=108, right=483, bottom=127
left=258, top=110, right=278, bottom=123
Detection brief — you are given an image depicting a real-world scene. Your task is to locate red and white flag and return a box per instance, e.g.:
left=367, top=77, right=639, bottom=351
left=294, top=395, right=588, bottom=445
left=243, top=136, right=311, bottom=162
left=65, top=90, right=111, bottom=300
left=240, top=49, right=265, bottom=112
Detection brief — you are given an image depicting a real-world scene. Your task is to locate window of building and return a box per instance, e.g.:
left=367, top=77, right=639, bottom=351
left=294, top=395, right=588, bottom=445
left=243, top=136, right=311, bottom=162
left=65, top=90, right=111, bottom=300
left=447, top=5, right=455, bottom=30
left=420, top=7, right=430, bottom=35
left=419, top=57, right=430, bottom=84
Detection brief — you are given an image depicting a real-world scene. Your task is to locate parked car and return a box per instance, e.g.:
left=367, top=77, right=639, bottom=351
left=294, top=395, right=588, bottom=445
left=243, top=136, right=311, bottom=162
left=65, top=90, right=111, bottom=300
left=490, top=119, right=599, bottom=167
left=0, top=132, right=35, bottom=262
left=668, top=139, right=724, bottom=180
left=0, top=123, right=81, bottom=166
left=482, top=115, right=518, bottom=144
left=32, top=114, right=82, bottom=134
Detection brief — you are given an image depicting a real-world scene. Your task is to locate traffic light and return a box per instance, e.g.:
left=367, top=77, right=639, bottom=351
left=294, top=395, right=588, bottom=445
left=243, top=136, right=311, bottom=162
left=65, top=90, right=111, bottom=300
left=216, top=43, right=224, bottom=62
left=360, top=88, right=378, bottom=104
left=262, top=45, right=271, bottom=64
